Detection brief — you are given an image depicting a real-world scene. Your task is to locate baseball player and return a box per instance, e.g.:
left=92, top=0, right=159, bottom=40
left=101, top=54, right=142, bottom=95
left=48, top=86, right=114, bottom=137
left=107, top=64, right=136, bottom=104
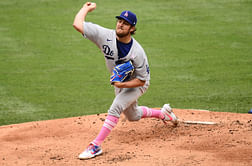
left=73, top=2, right=179, bottom=160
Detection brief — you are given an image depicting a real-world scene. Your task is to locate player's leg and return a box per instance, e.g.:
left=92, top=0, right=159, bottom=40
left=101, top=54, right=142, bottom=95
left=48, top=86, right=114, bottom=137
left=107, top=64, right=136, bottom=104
left=119, top=87, right=178, bottom=124
left=108, top=86, right=179, bottom=125
left=139, top=104, right=178, bottom=125
left=79, top=87, right=144, bottom=159
left=140, top=106, right=164, bottom=119
left=108, top=87, right=145, bottom=118
left=115, top=87, right=178, bottom=125
left=92, top=114, right=119, bottom=146
left=78, top=114, right=118, bottom=160
left=92, top=87, right=146, bottom=142
left=124, top=104, right=178, bottom=125
left=123, top=101, right=142, bottom=121
left=118, top=86, right=177, bottom=123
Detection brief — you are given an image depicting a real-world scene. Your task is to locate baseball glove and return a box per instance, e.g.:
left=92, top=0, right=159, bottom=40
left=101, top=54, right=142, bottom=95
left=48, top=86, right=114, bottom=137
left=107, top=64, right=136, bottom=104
left=110, top=61, right=134, bottom=84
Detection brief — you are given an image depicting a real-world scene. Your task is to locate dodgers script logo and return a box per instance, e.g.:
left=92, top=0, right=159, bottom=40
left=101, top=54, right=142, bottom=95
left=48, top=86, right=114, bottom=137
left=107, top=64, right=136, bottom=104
left=102, top=45, right=114, bottom=60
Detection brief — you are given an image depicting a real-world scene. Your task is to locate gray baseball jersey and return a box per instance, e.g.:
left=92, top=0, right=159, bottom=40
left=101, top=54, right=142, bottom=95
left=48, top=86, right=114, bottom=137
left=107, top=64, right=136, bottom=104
left=83, top=22, right=150, bottom=82
left=83, top=21, right=150, bottom=120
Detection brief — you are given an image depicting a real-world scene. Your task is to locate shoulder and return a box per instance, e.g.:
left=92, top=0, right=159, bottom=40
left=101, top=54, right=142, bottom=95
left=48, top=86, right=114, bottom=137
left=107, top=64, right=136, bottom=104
left=84, top=22, right=113, bottom=32
left=83, top=22, right=115, bottom=42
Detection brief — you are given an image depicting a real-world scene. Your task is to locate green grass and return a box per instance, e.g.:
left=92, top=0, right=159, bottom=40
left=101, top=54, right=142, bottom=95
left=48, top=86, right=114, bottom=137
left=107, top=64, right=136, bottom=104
left=0, top=0, right=252, bottom=125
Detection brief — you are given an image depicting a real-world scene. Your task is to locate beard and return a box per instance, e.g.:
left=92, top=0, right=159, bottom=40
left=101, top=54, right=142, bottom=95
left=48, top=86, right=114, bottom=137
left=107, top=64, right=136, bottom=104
left=116, top=29, right=131, bottom=38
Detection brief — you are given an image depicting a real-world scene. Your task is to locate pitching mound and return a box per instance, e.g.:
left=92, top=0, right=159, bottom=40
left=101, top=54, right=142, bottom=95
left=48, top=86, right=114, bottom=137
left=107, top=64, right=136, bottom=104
left=0, top=109, right=252, bottom=166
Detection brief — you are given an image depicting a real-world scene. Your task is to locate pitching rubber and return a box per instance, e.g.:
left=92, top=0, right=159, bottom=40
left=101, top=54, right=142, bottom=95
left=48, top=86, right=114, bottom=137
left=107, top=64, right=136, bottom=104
left=179, top=120, right=217, bottom=125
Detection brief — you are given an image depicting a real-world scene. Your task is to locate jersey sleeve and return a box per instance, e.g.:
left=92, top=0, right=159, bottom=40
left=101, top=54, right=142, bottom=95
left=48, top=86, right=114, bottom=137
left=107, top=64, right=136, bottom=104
left=83, top=22, right=109, bottom=48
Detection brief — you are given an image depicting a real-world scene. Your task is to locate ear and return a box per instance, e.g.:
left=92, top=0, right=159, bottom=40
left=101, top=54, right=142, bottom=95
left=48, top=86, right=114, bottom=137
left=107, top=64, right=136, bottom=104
left=130, top=26, right=136, bottom=33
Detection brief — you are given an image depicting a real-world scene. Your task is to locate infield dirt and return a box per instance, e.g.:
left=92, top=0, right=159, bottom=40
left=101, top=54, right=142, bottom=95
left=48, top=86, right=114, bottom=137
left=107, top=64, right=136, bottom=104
left=1, top=109, right=252, bottom=166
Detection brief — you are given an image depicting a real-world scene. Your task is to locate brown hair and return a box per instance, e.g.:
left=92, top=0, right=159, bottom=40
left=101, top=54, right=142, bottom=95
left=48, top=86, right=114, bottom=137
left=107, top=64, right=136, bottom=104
left=130, top=26, right=136, bottom=35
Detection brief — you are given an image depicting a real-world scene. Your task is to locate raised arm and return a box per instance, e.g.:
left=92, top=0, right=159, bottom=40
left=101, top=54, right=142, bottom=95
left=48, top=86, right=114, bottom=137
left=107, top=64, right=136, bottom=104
left=73, top=2, right=96, bottom=34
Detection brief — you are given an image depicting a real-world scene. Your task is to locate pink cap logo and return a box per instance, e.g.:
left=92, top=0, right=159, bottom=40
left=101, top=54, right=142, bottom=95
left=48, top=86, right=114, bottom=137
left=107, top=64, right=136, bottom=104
left=124, top=11, right=128, bottom=17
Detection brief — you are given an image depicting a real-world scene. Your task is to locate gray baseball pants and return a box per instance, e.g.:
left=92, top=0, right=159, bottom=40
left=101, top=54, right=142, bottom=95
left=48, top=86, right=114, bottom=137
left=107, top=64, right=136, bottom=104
left=108, top=82, right=149, bottom=121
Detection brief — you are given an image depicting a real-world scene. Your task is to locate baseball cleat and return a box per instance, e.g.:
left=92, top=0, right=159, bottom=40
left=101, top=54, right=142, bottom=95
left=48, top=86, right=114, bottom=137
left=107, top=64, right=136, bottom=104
left=78, top=142, right=103, bottom=160
left=161, top=104, right=179, bottom=126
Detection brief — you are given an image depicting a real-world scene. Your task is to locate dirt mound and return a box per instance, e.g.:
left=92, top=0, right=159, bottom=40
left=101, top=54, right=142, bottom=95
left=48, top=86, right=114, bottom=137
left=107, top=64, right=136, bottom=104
left=1, top=109, right=252, bottom=166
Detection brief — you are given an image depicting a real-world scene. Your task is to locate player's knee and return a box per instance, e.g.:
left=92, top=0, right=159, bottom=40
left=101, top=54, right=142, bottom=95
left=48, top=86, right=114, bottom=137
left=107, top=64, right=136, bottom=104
left=125, top=114, right=141, bottom=122
left=108, top=107, right=122, bottom=118
left=127, top=117, right=140, bottom=121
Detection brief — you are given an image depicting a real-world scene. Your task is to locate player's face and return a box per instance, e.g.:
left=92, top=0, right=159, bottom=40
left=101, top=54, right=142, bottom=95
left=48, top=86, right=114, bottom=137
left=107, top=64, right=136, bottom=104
left=116, top=19, right=133, bottom=38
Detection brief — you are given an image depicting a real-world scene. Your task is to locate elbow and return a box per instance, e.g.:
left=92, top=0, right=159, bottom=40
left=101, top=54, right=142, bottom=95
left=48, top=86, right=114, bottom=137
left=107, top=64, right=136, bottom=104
left=73, top=23, right=83, bottom=34
left=140, top=81, right=146, bottom=87
left=72, top=23, right=77, bottom=29
left=139, top=80, right=146, bottom=87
